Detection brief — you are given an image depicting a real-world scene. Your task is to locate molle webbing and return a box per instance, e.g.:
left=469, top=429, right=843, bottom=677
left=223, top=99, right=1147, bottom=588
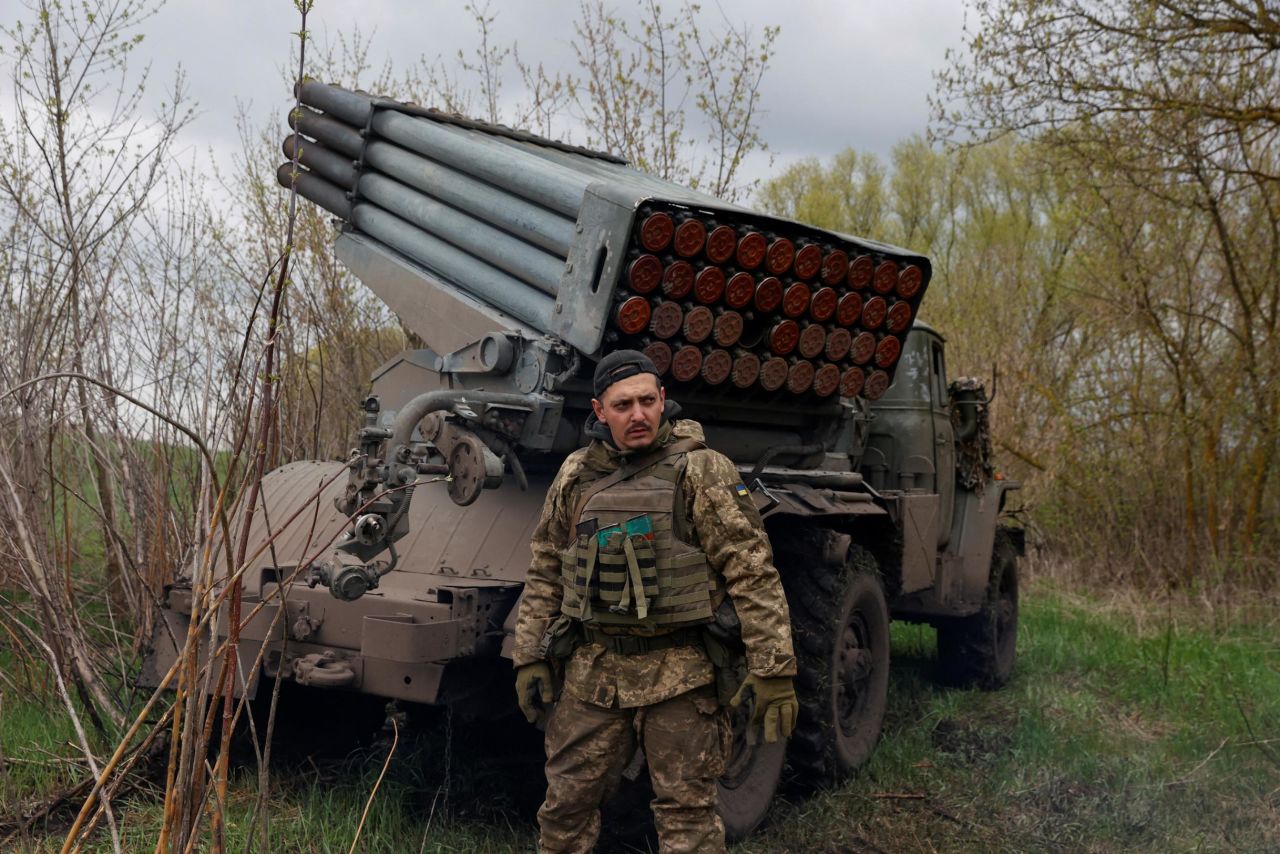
left=559, top=439, right=717, bottom=629
left=569, top=438, right=705, bottom=527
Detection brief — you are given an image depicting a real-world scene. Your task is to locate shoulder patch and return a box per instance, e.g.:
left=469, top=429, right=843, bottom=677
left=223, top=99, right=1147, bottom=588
left=732, top=483, right=750, bottom=498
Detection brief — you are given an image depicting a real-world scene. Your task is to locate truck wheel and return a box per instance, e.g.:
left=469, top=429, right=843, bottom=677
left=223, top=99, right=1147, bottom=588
left=936, top=529, right=1019, bottom=689
left=717, top=705, right=786, bottom=841
left=781, top=536, right=890, bottom=784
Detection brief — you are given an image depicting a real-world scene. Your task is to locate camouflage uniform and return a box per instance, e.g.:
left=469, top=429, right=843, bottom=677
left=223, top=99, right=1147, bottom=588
left=513, top=419, right=796, bottom=853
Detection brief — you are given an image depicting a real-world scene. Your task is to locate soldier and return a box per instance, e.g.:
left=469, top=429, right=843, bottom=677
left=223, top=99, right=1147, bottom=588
left=511, top=349, right=799, bottom=854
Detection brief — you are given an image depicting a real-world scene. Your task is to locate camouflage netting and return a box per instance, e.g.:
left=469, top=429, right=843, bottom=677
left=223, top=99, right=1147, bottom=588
left=949, top=377, right=993, bottom=492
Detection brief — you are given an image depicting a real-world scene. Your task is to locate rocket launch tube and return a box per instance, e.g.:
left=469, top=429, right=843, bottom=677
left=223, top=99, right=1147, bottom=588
left=288, top=101, right=576, bottom=257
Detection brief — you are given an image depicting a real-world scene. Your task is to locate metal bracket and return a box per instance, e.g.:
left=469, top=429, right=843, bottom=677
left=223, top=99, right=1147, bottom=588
left=550, top=183, right=638, bottom=354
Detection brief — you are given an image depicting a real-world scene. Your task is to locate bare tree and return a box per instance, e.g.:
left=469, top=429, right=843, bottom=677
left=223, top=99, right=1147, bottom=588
left=0, top=0, right=194, bottom=730
left=564, top=0, right=777, bottom=201
left=935, top=0, right=1280, bottom=582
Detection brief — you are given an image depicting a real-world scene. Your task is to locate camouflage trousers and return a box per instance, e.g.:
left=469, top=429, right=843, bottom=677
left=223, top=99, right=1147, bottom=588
left=537, top=685, right=730, bottom=854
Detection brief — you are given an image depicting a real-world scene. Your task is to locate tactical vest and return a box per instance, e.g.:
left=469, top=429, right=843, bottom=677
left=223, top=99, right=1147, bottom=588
left=558, top=442, right=720, bottom=629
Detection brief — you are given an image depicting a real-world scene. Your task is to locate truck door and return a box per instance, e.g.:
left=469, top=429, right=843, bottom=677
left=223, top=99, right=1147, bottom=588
left=931, top=339, right=955, bottom=547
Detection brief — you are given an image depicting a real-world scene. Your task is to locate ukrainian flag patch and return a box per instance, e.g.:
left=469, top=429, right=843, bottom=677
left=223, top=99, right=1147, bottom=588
left=733, top=483, right=750, bottom=498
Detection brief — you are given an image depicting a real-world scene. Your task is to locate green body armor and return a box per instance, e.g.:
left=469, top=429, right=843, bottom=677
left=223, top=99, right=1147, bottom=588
left=558, top=449, right=719, bottom=629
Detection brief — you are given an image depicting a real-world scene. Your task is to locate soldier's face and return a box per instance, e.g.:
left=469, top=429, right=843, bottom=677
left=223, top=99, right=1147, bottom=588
left=592, top=374, right=666, bottom=450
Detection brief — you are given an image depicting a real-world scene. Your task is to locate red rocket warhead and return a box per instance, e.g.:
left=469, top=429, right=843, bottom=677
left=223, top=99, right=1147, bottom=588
left=765, top=238, right=795, bottom=275
left=683, top=305, right=714, bottom=343
left=783, top=283, right=811, bottom=318
left=673, top=219, right=707, bottom=257
left=875, top=335, right=902, bottom=368
left=649, top=301, right=683, bottom=339
left=713, top=311, right=744, bottom=348
left=694, top=267, right=726, bottom=304
left=627, top=254, right=663, bottom=295
left=767, top=320, right=800, bottom=356
left=793, top=244, right=822, bottom=280
left=886, top=301, right=912, bottom=334
left=798, top=324, right=827, bottom=359
left=864, top=369, right=891, bottom=400
left=643, top=341, right=673, bottom=376
left=701, top=349, right=733, bottom=385
left=873, top=260, right=899, bottom=294
left=736, top=231, right=767, bottom=270
left=820, top=249, right=849, bottom=286
left=731, top=352, right=761, bottom=389
left=839, top=366, right=865, bottom=398
left=639, top=212, right=674, bottom=252
left=663, top=260, right=695, bottom=299
left=813, top=363, right=840, bottom=398
left=851, top=331, right=876, bottom=365
left=725, top=272, right=755, bottom=309
left=847, top=254, right=874, bottom=289
left=862, top=296, right=887, bottom=331
left=615, top=296, right=651, bottom=335
left=836, top=292, right=863, bottom=327
left=754, top=277, right=783, bottom=313
left=810, top=287, right=837, bottom=322
left=786, top=360, right=815, bottom=395
left=706, top=225, right=737, bottom=264
left=671, top=345, right=703, bottom=382
left=825, top=327, right=852, bottom=361
left=760, top=357, right=788, bottom=392
left=897, top=264, right=923, bottom=299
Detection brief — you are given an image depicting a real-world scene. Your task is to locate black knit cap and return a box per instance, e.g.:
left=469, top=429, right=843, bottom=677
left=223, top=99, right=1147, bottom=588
left=592, top=349, right=661, bottom=398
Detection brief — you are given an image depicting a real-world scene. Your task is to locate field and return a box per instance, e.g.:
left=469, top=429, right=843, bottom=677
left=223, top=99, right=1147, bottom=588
left=2, top=562, right=1277, bottom=852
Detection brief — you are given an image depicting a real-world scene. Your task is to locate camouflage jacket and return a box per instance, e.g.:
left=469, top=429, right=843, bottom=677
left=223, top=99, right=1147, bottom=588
left=512, top=419, right=797, bottom=708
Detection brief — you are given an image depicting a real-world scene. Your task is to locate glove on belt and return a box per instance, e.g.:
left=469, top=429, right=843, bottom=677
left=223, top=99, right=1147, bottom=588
left=730, top=673, right=798, bottom=744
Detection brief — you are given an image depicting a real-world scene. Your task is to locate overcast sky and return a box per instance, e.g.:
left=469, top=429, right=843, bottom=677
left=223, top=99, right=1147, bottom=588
left=125, top=0, right=967, bottom=197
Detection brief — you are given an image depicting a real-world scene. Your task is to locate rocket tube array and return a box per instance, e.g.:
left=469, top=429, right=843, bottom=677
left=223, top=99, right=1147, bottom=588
left=278, top=81, right=929, bottom=401
left=281, top=82, right=584, bottom=330
left=605, top=206, right=925, bottom=400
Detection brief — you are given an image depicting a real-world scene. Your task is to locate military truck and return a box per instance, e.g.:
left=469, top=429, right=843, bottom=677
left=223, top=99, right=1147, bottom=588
left=142, top=81, right=1023, bottom=840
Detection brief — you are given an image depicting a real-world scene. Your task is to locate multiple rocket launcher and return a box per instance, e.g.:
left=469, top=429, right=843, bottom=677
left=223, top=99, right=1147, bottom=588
left=278, top=81, right=931, bottom=402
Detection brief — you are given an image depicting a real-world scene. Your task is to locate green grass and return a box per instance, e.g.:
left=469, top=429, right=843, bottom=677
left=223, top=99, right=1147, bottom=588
left=3, top=579, right=1277, bottom=852
left=0, top=682, right=86, bottom=799
left=740, top=584, right=1280, bottom=852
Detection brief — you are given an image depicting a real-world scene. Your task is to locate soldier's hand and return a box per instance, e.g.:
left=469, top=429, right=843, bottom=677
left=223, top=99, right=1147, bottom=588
left=730, top=674, right=798, bottom=743
left=515, top=662, right=555, bottom=723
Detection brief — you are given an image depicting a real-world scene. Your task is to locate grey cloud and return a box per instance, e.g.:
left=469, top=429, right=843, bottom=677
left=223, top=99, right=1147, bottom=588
left=123, top=0, right=963, bottom=193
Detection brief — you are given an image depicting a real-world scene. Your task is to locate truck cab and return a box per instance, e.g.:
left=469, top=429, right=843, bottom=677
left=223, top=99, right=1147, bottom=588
left=861, top=322, right=1020, bottom=622
left=862, top=321, right=955, bottom=532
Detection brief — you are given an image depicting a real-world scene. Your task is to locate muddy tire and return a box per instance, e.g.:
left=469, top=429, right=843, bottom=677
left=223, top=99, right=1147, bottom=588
left=779, top=531, right=890, bottom=784
left=717, top=703, right=786, bottom=841
left=936, top=529, right=1019, bottom=690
